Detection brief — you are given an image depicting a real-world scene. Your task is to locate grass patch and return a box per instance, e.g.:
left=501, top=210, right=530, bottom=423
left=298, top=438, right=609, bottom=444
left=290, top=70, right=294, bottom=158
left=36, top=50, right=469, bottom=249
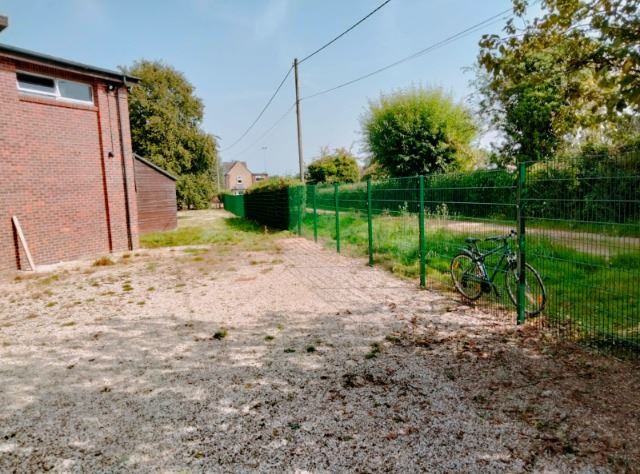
left=140, top=215, right=286, bottom=252
left=38, top=274, right=60, bottom=285
left=365, top=342, right=382, bottom=359
left=264, top=335, right=274, bottom=341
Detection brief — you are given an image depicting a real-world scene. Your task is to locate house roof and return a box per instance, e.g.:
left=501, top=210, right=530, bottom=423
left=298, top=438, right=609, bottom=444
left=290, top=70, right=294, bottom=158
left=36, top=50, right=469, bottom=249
left=134, top=154, right=177, bottom=181
left=0, top=43, right=139, bottom=84
left=222, top=160, right=249, bottom=175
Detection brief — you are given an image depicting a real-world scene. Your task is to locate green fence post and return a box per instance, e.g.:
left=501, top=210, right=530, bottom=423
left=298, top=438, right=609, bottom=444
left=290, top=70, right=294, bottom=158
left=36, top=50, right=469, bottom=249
left=367, top=178, right=374, bottom=266
left=334, top=182, right=340, bottom=253
left=419, top=175, right=426, bottom=288
left=297, top=187, right=302, bottom=236
left=312, top=185, right=318, bottom=243
left=517, top=162, right=526, bottom=325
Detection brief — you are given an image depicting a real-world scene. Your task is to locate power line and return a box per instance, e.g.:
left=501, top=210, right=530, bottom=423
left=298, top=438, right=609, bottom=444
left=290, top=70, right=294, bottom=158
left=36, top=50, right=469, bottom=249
left=299, top=0, right=393, bottom=64
left=301, top=7, right=514, bottom=101
left=221, top=1, right=393, bottom=152
left=227, top=103, right=296, bottom=160
left=220, top=66, right=293, bottom=152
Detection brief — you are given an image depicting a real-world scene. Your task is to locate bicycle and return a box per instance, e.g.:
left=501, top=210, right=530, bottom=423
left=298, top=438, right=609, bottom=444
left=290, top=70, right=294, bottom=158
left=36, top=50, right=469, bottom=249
left=450, top=230, right=546, bottom=317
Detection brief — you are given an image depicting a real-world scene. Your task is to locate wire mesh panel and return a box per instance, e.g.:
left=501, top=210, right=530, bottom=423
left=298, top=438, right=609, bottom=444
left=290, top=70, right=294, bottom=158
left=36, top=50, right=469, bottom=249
left=222, top=194, right=245, bottom=217
left=369, top=177, right=420, bottom=278
left=303, top=183, right=339, bottom=250
left=239, top=149, right=640, bottom=355
left=423, top=169, right=518, bottom=315
left=244, top=185, right=305, bottom=231
left=524, top=150, right=640, bottom=353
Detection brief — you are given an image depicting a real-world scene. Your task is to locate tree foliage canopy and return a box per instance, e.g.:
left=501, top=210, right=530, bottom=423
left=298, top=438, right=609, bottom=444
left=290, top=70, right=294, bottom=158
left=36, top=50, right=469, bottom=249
left=361, top=87, right=477, bottom=177
left=306, top=147, right=360, bottom=184
left=124, top=60, right=218, bottom=209
left=478, top=0, right=639, bottom=164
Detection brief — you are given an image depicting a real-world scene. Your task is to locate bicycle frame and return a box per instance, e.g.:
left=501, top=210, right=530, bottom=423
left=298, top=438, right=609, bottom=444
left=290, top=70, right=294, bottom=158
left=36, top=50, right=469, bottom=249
left=466, top=240, right=515, bottom=290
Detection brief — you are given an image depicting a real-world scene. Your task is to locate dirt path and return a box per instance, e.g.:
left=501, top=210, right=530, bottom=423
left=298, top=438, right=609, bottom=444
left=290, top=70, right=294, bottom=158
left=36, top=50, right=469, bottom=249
left=435, top=219, right=640, bottom=256
left=0, top=225, right=637, bottom=472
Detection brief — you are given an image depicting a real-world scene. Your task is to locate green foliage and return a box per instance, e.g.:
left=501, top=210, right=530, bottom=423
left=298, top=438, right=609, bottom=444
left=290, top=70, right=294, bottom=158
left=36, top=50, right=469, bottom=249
left=361, top=86, right=477, bottom=177
left=478, top=0, right=640, bottom=164
left=176, top=173, right=215, bottom=210
left=246, top=176, right=301, bottom=194
left=361, top=162, right=389, bottom=181
left=124, top=60, right=218, bottom=209
left=306, top=147, right=360, bottom=184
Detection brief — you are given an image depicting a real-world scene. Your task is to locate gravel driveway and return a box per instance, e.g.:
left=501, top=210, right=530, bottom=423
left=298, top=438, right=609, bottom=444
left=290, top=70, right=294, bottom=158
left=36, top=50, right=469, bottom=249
left=0, top=221, right=637, bottom=473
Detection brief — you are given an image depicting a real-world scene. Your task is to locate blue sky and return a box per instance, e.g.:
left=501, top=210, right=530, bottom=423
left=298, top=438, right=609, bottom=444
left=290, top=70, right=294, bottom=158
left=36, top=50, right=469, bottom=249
left=1, top=0, right=517, bottom=175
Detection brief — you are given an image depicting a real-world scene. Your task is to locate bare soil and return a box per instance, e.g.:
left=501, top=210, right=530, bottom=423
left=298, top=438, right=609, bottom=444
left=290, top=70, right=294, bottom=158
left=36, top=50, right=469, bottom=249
left=0, top=211, right=638, bottom=473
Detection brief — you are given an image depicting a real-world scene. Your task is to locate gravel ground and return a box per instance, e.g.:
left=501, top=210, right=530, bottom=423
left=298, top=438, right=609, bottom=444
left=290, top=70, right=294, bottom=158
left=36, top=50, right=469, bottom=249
left=0, top=216, right=637, bottom=473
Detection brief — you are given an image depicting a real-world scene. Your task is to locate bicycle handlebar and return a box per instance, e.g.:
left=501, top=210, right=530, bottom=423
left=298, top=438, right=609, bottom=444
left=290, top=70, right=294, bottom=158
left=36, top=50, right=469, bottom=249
left=484, top=230, right=517, bottom=242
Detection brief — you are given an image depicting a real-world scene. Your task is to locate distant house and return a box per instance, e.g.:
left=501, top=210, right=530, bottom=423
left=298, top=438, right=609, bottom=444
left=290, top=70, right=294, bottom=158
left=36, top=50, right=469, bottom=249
left=0, top=42, right=140, bottom=272
left=222, top=161, right=268, bottom=195
left=133, top=154, right=177, bottom=233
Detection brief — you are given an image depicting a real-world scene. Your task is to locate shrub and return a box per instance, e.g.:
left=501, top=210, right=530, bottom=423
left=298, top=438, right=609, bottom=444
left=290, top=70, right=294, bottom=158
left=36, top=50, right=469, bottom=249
left=307, top=147, right=360, bottom=184
left=362, top=86, right=477, bottom=177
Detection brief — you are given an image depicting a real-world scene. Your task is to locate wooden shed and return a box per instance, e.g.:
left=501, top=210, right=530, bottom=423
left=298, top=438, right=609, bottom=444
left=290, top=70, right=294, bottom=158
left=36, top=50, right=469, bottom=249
left=134, top=154, right=177, bottom=233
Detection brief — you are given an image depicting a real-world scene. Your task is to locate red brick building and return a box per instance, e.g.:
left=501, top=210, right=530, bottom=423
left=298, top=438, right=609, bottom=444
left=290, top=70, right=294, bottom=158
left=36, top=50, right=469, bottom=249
left=0, top=44, right=140, bottom=272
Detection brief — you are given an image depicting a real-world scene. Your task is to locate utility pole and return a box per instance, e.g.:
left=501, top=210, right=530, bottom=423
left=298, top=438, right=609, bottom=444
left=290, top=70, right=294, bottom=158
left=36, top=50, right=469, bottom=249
left=293, top=58, right=305, bottom=182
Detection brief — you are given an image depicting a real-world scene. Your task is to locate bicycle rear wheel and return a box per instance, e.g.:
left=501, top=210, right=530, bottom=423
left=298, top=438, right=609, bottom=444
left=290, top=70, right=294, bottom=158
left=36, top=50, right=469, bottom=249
left=506, top=263, right=547, bottom=317
left=450, top=253, right=484, bottom=301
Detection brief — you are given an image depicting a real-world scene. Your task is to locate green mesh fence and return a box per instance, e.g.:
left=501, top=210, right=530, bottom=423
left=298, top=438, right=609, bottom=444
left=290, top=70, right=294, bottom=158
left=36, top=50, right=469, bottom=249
left=523, top=150, right=640, bottom=353
left=296, top=150, right=640, bottom=355
left=244, top=185, right=305, bottom=231
left=222, top=194, right=245, bottom=217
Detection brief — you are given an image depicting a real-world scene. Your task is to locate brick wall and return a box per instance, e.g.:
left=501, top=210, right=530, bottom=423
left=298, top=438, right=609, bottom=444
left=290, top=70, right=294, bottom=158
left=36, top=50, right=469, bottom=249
left=0, top=57, right=139, bottom=272
left=134, top=157, right=177, bottom=233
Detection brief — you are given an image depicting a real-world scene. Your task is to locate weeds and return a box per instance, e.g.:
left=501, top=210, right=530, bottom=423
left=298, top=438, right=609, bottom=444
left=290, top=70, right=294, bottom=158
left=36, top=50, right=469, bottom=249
left=93, top=256, right=114, bottom=267
left=365, top=342, right=382, bottom=359
left=213, top=329, right=227, bottom=340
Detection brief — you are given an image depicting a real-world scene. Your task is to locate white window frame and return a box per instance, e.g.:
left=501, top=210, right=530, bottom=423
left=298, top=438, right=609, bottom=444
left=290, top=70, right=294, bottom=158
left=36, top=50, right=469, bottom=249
left=236, top=176, right=243, bottom=184
left=16, top=71, right=94, bottom=105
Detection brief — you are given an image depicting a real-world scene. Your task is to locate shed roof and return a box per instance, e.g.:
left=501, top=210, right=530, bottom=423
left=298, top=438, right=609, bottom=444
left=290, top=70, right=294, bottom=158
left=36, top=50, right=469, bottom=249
left=134, top=154, right=177, bottom=181
left=0, top=43, right=139, bottom=84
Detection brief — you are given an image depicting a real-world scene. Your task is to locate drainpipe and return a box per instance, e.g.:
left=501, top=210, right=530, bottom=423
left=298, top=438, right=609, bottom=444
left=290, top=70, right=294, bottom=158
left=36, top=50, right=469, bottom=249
left=115, top=78, right=133, bottom=250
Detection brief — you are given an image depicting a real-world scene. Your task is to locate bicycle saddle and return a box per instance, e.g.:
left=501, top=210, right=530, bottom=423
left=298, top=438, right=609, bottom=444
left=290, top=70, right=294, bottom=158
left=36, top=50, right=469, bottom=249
left=465, top=237, right=480, bottom=244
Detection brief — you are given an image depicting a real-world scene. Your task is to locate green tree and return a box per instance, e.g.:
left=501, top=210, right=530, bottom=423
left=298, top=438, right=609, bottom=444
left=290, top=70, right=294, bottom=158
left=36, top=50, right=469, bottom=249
left=306, top=147, right=360, bottom=184
left=361, top=87, right=477, bottom=177
left=124, top=60, right=218, bottom=209
left=477, top=0, right=639, bottom=164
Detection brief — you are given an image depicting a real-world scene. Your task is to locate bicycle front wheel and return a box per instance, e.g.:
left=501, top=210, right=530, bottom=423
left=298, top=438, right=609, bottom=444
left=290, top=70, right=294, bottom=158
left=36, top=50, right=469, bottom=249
left=505, top=263, right=547, bottom=317
left=450, top=253, right=484, bottom=301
